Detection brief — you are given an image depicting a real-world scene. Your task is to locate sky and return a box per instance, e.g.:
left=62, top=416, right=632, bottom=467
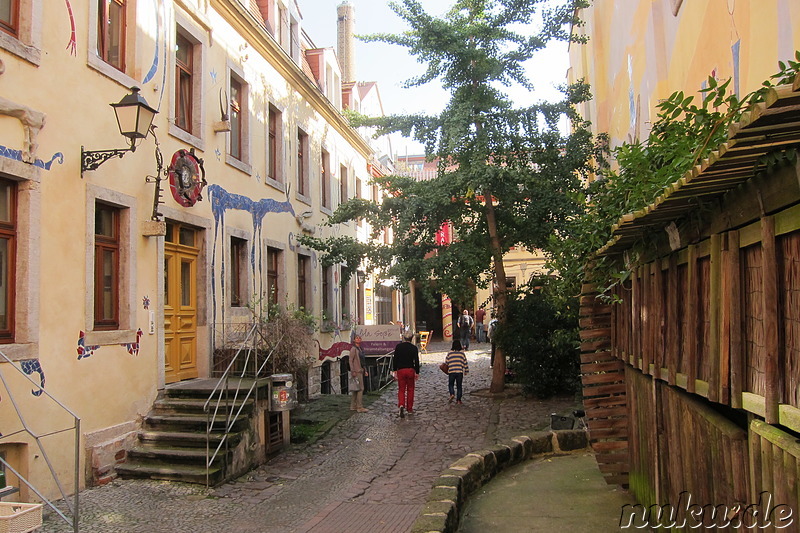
left=298, top=0, right=572, bottom=156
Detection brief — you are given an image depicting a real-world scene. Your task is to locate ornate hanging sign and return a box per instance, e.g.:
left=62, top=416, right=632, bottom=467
left=168, top=149, right=206, bottom=207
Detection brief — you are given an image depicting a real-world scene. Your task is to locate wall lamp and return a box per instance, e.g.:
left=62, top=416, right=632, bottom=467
left=81, top=86, right=158, bottom=176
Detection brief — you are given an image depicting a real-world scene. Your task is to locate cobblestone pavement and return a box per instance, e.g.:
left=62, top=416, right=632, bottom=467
left=41, top=342, right=581, bottom=533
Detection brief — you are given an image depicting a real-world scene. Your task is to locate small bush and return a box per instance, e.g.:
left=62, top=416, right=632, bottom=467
left=496, top=277, right=580, bottom=398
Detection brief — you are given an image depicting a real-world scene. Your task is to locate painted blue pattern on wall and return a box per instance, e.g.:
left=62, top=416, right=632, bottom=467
left=20, top=359, right=45, bottom=397
left=208, top=184, right=297, bottom=324
left=0, top=145, right=63, bottom=170
left=141, top=0, right=160, bottom=85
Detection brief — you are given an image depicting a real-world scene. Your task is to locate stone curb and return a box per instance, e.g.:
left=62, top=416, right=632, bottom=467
left=410, top=429, right=589, bottom=533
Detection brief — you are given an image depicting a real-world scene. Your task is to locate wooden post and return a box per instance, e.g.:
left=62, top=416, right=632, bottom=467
left=667, top=254, right=679, bottom=386
left=708, top=233, right=722, bottom=403
left=729, top=231, right=743, bottom=409
left=653, top=260, right=664, bottom=381
left=642, top=263, right=651, bottom=375
left=632, top=268, right=640, bottom=369
left=761, top=216, right=780, bottom=424
left=720, top=233, right=732, bottom=406
left=686, top=245, right=698, bottom=394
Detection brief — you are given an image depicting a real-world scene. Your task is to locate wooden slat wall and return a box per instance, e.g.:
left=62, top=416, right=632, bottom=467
left=749, top=420, right=800, bottom=530
left=781, top=232, right=800, bottom=409
left=580, top=284, right=628, bottom=486
left=589, top=214, right=800, bottom=493
left=744, top=243, right=766, bottom=398
left=626, top=367, right=657, bottom=507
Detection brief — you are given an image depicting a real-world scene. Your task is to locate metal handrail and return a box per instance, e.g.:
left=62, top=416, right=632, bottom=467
left=0, top=351, right=80, bottom=532
left=203, top=322, right=286, bottom=486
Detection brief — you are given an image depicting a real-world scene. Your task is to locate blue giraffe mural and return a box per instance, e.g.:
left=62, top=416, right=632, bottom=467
left=208, top=184, right=299, bottom=324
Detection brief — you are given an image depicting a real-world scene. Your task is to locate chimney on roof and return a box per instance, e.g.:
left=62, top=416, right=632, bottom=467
left=337, top=1, right=356, bottom=83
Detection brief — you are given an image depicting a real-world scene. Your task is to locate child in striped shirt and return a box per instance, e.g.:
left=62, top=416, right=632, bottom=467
left=445, top=340, right=469, bottom=404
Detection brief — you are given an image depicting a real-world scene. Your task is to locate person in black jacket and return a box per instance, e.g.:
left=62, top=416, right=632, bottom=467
left=392, top=331, right=420, bottom=418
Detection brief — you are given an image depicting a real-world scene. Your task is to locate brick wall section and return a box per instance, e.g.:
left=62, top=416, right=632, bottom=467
left=410, top=429, right=589, bottom=533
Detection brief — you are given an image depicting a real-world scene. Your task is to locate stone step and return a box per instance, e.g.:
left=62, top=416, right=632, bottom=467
left=144, top=413, right=250, bottom=432
left=115, top=459, right=223, bottom=485
left=153, top=397, right=254, bottom=416
left=128, top=444, right=227, bottom=464
left=137, top=429, right=241, bottom=448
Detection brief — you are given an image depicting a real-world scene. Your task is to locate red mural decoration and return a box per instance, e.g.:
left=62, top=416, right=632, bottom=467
left=316, top=340, right=353, bottom=361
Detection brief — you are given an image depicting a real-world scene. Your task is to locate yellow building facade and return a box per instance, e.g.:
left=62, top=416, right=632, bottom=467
left=569, top=0, right=800, bottom=148
left=0, top=0, right=376, bottom=502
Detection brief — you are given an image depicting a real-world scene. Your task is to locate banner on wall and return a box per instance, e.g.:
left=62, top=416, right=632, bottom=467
left=441, top=295, right=453, bottom=340
left=365, top=287, right=373, bottom=323
left=354, top=325, right=401, bottom=354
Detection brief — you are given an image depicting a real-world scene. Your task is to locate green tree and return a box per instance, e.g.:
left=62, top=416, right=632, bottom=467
left=300, top=0, right=598, bottom=392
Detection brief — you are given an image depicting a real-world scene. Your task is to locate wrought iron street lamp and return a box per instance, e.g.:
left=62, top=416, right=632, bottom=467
left=81, top=86, right=158, bottom=175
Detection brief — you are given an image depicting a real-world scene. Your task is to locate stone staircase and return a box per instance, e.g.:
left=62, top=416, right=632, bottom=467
left=117, top=382, right=258, bottom=486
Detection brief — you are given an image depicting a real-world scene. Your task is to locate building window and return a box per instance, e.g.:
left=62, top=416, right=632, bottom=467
left=321, top=149, right=331, bottom=209
left=0, top=0, right=18, bottom=37
left=297, top=255, right=309, bottom=311
left=341, top=275, right=350, bottom=325
left=0, top=179, right=16, bottom=342
left=297, top=128, right=309, bottom=197
left=374, top=285, right=393, bottom=325
left=267, top=246, right=280, bottom=307
left=98, top=0, right=126, bottom=72
left=322, top=265, right=331, bottom=320
left=339, top=165, right=348, bottom=206
left=230, top=237, right=247, bottom=307
left=175, top=31, right=193, bottom=134
left=94, top=203, right=120, bottom=330
left=356, top=178, right=363, bottom=227
left=230, top=76, right=243, bottom=160
left=268, top=106, right=282, bottom=183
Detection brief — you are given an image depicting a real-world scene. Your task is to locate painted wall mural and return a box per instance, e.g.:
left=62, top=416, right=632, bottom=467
left=208, top=184, right=297, bottom=325
left=20, top=359, right=45, bottom=396
left=316, top=340, right=352, bottom=361
left=0, top=146, right=63, bottom=170
left=76, top=329, right=143, bottom=360
left=64, top=0, right=76, bottom=55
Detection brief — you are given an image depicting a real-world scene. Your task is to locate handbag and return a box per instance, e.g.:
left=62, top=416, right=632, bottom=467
left=348, top=374, right=362, bottom=392
left=439, top=362, right=449, bottom=374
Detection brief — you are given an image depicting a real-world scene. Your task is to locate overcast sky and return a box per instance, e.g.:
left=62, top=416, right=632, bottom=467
left=298, top=0, right=571, bottom=156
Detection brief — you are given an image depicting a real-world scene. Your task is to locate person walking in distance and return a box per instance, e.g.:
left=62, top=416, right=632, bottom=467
left=458, top=309, right=474, bottom=350
left=348, top=336, right=368, bottom=413
left=445, top=340, right=469, bottom=404
left=392, top=331, right=420, bottom=418
left=474, top=306, right=486, bottom=343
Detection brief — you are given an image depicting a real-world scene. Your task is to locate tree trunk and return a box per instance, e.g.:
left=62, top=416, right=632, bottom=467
left=483, top=187, right=508, bottom=393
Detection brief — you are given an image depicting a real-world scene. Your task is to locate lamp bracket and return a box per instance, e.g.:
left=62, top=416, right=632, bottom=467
left=81, top=146, right=133, bottom=176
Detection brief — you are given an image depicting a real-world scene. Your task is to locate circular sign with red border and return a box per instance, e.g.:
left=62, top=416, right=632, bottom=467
left=168, top=149, right=206, bottom=207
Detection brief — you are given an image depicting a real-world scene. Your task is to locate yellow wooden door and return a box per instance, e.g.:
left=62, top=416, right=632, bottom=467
left=164, top=223, right=199, bottom=383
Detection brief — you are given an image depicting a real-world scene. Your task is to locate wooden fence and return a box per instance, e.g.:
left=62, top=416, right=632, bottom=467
left=579, top=81, right=800, bottom=526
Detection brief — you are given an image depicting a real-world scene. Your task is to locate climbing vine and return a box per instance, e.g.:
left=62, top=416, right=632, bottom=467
left=546, top=53, right=800, bottom=299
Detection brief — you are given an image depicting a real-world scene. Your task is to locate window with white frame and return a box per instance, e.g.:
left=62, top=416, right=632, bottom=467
left=97, top=0, right=127, bottom=72
left=297, top=128, right=309, bottom=198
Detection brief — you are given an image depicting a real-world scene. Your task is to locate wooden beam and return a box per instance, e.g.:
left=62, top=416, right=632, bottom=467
left=730, top=230, right=743, bottom=408
left=761, top=216, right=781, bottom=424
left=708, top=233, right=722, bottom=403
left=667, top=253, right=679, bottom=386
left=686, top=245, right=699, bottom=393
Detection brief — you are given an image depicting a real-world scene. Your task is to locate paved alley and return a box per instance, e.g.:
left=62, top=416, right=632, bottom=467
left=41, top=343, right=581, bottom=533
